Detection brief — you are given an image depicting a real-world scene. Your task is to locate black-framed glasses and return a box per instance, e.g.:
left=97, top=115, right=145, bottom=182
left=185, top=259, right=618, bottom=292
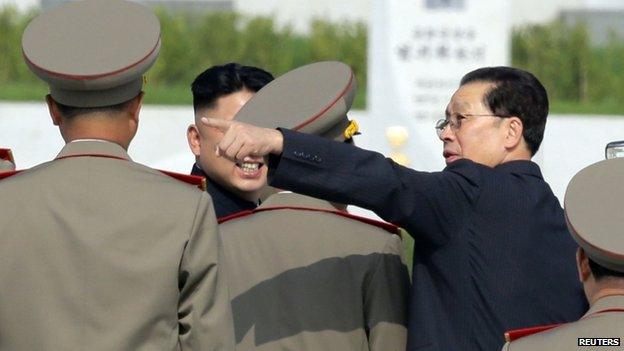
left=435, top=114, right=509, bottom=137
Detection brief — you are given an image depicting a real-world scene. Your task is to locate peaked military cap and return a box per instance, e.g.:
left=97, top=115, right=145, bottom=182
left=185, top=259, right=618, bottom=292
left=22, top=0, right=161, bottom=108
left=235, top=61, right=359, bottom=141
left=565, top=158, right=624, bottom=272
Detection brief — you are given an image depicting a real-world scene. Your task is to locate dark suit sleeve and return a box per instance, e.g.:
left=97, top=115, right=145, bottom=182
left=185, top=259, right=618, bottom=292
left=178, top=193, right=235, bottom=350
left=365, top=234, right=410, bottom=351
left=269, top=129, right=481, bottom=246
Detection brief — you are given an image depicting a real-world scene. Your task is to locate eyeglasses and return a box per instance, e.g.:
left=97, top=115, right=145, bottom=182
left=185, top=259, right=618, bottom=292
left=435, top=114, right=509, bottom=137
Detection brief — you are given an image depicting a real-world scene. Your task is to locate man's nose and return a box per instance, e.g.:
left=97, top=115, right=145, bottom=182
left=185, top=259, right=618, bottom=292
left=438, top=124, right=455, bottom=142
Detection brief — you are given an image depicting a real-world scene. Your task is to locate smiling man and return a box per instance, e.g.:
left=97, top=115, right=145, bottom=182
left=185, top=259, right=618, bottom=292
left=187, top=63, right=274, bottom=218
left=202, top=66, right=588, bottom=351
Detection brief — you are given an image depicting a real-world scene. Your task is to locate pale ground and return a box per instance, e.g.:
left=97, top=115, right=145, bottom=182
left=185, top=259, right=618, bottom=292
left=2, top=102, right=623, bottom=216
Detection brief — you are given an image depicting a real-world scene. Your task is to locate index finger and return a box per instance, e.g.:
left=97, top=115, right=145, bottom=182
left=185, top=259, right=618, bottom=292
left=200, top=117, right=233, bottom=132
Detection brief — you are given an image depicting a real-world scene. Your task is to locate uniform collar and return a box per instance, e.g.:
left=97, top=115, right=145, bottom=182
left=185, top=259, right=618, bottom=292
left=259, top=192, right=338, bottom=211
left=585, top=294, right=624, bottom=317
left=56, top=140, right=130, bottom=160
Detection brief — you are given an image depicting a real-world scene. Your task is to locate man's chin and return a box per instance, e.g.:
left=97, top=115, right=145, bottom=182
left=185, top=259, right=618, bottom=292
left=231, top=178, right=267, bottom=195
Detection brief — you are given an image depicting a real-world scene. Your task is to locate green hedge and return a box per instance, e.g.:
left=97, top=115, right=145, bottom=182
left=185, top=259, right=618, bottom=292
left=0, top=7, right=367, bottom=107
left=2, top=6, right=624, bottom=113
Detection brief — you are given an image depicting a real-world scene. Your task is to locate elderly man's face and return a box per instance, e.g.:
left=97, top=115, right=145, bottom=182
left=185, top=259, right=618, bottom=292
left=439, top=81, right=510, bottom=167
left=188, top=89, right=268, bottom=202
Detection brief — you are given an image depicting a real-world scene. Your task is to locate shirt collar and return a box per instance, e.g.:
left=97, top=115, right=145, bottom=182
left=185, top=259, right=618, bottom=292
left=56, top=140, right=130, bottom=160
left=584, top=295, right=624, bottom=317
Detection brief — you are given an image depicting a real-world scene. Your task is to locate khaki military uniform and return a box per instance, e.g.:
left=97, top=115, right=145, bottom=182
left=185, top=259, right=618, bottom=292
left=502, top=295, right=624, bottom=351
left=219, top=192, right=409, bottom=351
left=0, top=140, right=234, bottom=350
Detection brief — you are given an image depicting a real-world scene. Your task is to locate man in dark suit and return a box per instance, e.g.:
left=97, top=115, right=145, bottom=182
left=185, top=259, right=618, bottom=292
left=202, top=66, right=588, bottom=351
left=501, top=158, right=624, bottom=350
left=186, top=63, right=274, bottom=218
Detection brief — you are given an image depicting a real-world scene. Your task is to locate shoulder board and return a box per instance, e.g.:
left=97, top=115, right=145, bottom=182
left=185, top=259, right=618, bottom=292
left=0, top=169, right=23, bottom=181
left=158, top=170, right=206, bottom=191
left=0, top=148, right=14, bottom=163
left=219, top=205, right=400, bottom=234
left=504, top=323, right=562, bottom=342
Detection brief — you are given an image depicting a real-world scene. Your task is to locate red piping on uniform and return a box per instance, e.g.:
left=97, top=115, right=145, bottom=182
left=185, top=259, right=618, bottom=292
left=218, top=210, right=255, bottom=224
left=22, top=37, right=161, bottom=81
left=292, top=70, right=354, bottom=131
left=0, top=170, right=22, bottom=180
left=219, top=205, right=399, bottom=234
left=504, top=307, right=624, bottom=342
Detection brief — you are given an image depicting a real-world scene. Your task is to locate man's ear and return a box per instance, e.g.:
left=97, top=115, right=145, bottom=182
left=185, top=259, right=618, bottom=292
left=46, top=94, right=63, bottom=126
left=577, top=247, right=592, bottom=283
left=504, top=116, right=524, bottom=150
left=187, top=124, right=201, bottom=157
left=127, top=92, right=144, bottom=124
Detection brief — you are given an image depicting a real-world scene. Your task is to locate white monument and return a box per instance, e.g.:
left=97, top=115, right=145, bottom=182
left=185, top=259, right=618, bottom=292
left=365, top=0, right=510, bottom=170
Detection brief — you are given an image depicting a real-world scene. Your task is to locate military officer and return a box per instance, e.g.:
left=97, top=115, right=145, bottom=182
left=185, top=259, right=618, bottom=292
left=217, top=62, right=410, bottom=351
left=187, top=63, right=274, bottom=218
left=0, top=1, right=233, bottom=350
left=0, top=148, right=15, bottom=172
left=502, top=158, right=624, bottom=351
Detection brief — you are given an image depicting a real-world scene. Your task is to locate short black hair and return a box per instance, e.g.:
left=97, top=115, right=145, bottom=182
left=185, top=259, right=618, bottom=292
left=191, top=63, right=274, bottom=112
left=53, top=97, right=136, bottom=119
left=460, top=66, right=549, bottom=155
left=589, top=257, right=624, bottom=281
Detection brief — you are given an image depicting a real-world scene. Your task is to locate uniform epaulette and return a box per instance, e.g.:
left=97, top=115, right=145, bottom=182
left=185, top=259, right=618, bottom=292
left=0, top=170, right=23, bottom=181
left=219, top=205, right=400, bottom=235
left=0, top=148, right=14, bottom=163
left=504, top=323, right=562, bottom=342
left=157, top=170, right=206, bottom=191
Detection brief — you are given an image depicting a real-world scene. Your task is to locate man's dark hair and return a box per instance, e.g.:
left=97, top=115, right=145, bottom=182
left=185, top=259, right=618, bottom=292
left=54, top=97, right=135, bottom=119
left=589, top=257, right=624, bottom=281
left=191, top=63, right=274, bottom=112
left=460, top=66, right=549, bottom=155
